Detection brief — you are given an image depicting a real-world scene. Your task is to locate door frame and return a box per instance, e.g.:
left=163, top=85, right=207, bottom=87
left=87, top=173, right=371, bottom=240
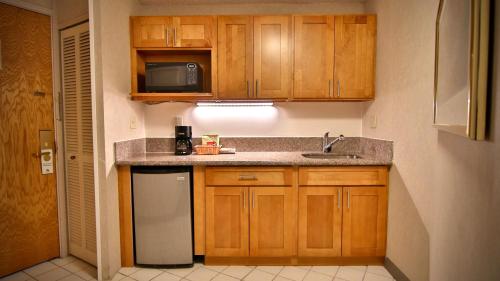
left=0, top=0, right=68, bottom=259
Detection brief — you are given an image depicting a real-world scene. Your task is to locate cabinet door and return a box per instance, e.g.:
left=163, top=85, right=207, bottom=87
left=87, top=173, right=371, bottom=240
left=298, top=187, right=342, bottom=257
left=293, top=16, right=334, bottom=99
left=334, top=15, right=376, bottom=99
left=342, top=186, right=387, bottom=257
left=218, top=16, right=253, bottom=99
left=172, top=16, right=216, bottom=47
left=254, top=16, right=292, bottom=99
left=206, top=187, right=249, bottom=257
left=132, top=16, right=171, bottom=47
left=249, top=187, right=296, bottom=257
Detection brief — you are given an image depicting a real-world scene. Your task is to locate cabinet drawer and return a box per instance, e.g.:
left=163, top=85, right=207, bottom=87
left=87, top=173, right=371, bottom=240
left=299, top=166, right=387, bottom=186
left=206, top=167, right=293, bottom=186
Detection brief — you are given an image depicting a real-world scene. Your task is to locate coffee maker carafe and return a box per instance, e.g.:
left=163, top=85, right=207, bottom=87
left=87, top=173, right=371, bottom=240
left=175, top=126, right=192, bottom=155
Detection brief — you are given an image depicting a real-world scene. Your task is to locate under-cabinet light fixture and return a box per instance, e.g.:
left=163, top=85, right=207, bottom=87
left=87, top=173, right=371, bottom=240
left=196, top=101, right=274, bottom=107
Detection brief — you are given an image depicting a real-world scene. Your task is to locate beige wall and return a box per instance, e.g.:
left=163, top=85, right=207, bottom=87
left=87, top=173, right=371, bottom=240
left=137, top=1, right=366, bottom=138
left=145, top=102, right=364, bottom=137
left=363, top=0, right=500, bottom=280
left=55, top=0, right=88, bottom=28
left=90, top=0, right=145, bottom=279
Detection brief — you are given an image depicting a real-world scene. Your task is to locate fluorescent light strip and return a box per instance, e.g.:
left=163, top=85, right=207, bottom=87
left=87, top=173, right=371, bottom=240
left=196, top=102, right=274, bottom=107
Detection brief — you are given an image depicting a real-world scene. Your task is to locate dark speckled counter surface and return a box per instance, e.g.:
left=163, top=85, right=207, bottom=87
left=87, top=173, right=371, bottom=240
left=115, top=137, right=393, bottom=166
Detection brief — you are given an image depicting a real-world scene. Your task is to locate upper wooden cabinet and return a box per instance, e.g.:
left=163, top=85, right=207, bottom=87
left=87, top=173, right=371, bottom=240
left=217, top=16, right=254, bottom=99
left=342, top=186, right=387, bottom=257
left=334, top=15, right=376, bottom=99
left=132, top=17, right=171, bottom=47
left=294, top=16, right=335, bottom=99
left=218, top=15, right=292, bottom=100
left=253, top=16, right=292, bottom=99
left=132, top=16, right=216, bottom=48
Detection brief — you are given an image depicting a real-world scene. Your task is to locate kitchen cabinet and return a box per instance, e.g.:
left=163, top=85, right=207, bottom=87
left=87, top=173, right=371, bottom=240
left=218, top=16, right=292, bottom=99
left=342, top=186, right=387, bottom=257
left=205, top=187, right=249, bottom=257
left=132, top=17, right=171, bottom=48
left=132, top=16, right=216, bottom=48
left=334, top=15, right=376, bottom=99
left=217, top=16, right=254, bottom=99
left=250, top=187, right=296, bottom=256
left=298, top=167, right=388, bottom=258
left=205, top=167, right=296, bottom=257
left=293, top=16, right=334, bottom=99
left=253, top=16, right=292, bottom=99
left=298, top=187, right=342, bottom=257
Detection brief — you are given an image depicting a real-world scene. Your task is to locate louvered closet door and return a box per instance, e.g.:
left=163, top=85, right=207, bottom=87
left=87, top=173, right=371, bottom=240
left=60, top=22, right=97, bottom=266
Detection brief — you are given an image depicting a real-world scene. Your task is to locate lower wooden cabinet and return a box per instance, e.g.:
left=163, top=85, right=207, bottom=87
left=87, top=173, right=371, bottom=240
left=205, top=185, right=296, bottom=257
left=204, top=166, right=388, bottom=261
left=298, top=186, right=342, bottom=257
left=205, top=187, right=249, bottom=257
left=342, top=186, right=387, bottom=257
left=250, top=187, right=296, bottom=256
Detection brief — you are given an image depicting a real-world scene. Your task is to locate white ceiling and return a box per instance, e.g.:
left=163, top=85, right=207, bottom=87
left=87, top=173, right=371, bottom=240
left=139, top=0, right=365, bottom=5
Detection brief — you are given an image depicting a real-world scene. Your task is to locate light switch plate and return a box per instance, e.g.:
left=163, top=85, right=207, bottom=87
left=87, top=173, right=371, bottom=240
left=370, top=115, right=378, bottom=128
left=130, top=116, right=137, bottom=129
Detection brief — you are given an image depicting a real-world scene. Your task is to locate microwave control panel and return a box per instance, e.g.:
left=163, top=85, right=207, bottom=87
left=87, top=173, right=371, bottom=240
left=186, top=63, right=198, bottom=85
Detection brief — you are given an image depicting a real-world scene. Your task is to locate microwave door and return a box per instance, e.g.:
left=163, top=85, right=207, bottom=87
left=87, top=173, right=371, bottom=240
left=149, top=67, right=186, bottom=89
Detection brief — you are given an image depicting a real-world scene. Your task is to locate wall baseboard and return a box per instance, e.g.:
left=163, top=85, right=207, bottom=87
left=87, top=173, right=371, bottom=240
left=385, top=257, right=411, bottom=281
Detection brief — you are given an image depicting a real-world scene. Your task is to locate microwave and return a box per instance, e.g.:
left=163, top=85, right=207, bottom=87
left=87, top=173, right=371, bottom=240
left=145, top=62, right=203, bottom=92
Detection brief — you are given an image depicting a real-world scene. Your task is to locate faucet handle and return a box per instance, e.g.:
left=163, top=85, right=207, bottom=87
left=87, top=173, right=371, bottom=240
left=339, top=134, right=345, bottom=140
left=323, top=131, right=330, bottom=138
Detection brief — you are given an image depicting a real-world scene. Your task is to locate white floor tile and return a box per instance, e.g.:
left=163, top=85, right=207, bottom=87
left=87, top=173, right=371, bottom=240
left=336, top=267, right=366, bottom=281
left=363, top=272, right=394, bottom=281
left=163, top=266, right=197, bottom=278
left=74, top=266, right=97, bottom=281
left=345, top=266, right=367, bottom=273
left=202, top=265, right=228, bottom=273
left=110, top=273, right=127, bottom=281
left=129, top=268, right=163, bottom=281
left=57, top=275, right=86, bottom=281
left=278, top=267, right=309, bottom=281
left=23, top=262, right=57, bottom=276
left=243, top=269, right=275, bottom=281
left=311, top=266, right=339, bottom=277
left=150, top=272, right=181, bottom=281
left=62, top=260, right=91, bottom=274
left=333, top=278, right=349, bottom=281
left=184, top=267, right=218, bottom=281
left=221, top=266, right=253, bottom=279
left=212, top=274, right=239, bottom=281
left=51, top=257, right=77, bottom=267
left=273, top=276, right=293, bottom=281
left=118, top=267, right=140, bottom=276
left=35, top=267, right=72, bottom=281
left=0, top=271, right=32, bottom=281
left=366, top=266, right=393, bottom=279
left=255, top=266, right=283, bottom=275
left=303, top=271, right=331, bottom=281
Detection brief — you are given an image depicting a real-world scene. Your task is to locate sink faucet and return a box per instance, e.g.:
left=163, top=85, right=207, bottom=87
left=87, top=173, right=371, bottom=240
left=322, top=132, right=345, bottom=153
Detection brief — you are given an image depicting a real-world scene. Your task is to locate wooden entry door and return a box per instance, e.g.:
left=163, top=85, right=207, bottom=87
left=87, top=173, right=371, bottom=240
left=0, top=3, right=59, bottom=277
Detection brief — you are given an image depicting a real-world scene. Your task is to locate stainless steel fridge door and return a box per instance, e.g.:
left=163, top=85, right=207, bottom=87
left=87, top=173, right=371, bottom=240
left=132, top=171, right=193, bottom=265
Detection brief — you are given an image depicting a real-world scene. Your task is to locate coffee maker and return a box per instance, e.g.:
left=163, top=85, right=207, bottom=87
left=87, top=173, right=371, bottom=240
left=175, top=126, right=192, bottom=155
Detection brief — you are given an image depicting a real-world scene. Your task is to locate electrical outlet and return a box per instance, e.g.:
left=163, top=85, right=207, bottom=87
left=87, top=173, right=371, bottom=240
left=130, top=116, right=137, bottom=129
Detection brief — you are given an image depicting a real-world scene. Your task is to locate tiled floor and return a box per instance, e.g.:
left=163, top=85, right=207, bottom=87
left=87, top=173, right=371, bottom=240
left=1, top=259, right=396, bottom=281
left=114, top=264, right=396, bottom=281
left=0, top=256, right=97, bottom=281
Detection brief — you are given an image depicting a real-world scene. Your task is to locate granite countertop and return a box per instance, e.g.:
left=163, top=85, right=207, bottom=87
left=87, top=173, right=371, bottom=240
left=115, top=151, right=392, bottom=166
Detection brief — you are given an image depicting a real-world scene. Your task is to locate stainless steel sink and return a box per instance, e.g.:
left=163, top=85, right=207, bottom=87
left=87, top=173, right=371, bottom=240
left=301, top=153, right=362, bottom=159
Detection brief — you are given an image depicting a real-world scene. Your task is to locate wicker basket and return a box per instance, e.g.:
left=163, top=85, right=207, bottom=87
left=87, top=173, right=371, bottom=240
left=194, top=145, right=222, bottom=155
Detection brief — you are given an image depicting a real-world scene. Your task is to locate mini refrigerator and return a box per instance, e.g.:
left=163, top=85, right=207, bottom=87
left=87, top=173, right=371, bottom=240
left=131, top=166, right=193, bottom=266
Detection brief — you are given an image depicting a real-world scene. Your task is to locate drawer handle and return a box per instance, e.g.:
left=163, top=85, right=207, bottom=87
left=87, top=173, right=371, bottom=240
left=239, top=175, right=257, bottom=181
